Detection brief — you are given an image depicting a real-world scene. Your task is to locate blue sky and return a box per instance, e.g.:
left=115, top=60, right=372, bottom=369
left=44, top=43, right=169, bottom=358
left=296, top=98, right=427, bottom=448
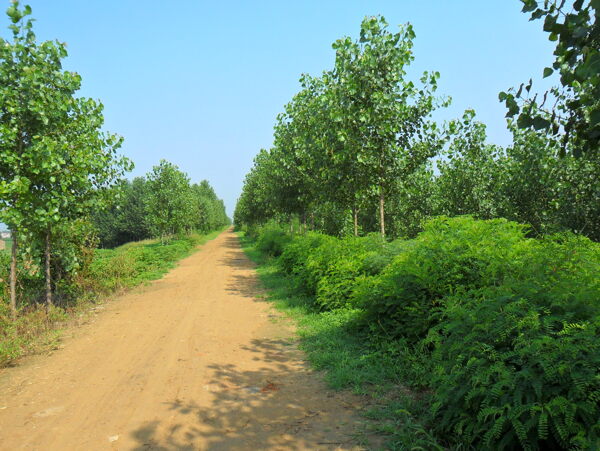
left=2, top=1, right=557, bottom=216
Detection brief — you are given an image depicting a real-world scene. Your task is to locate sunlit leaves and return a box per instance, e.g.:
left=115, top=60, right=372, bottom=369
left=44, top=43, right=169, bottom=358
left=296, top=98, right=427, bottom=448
left=504, top=0, right=600, bottom=155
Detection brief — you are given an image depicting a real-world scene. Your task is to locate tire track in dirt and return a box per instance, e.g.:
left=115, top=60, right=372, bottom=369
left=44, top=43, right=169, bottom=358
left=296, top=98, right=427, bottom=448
left=0, top=229, right=377, bottom=450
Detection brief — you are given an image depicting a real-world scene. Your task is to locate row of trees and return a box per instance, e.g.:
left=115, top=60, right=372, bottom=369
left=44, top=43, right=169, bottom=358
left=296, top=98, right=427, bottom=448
left=236, top=17, right=447, bottom=238
left=95, top=160, right=229, bottom=248
left=0, top=2, right=130, bottom=315
left=235, top=4, right=599, bottom=242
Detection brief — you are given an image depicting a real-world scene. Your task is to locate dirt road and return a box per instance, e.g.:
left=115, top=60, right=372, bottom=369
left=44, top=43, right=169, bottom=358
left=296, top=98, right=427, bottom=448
left=0, top=230, right=373, bottom=450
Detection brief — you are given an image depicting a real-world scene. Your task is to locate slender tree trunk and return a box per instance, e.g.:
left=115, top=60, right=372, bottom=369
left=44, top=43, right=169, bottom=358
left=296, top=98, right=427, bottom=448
left=45, top=228, right=52, bottom=307
left=9, top=228, right=18, bottom=319
left=353, top=207, right=359, bottom=237
left=379, top=186, right=385, bottom=239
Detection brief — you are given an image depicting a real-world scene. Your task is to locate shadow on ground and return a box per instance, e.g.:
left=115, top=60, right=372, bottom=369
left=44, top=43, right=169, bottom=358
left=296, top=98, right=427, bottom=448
left=128, top=233, right=369, bottom=451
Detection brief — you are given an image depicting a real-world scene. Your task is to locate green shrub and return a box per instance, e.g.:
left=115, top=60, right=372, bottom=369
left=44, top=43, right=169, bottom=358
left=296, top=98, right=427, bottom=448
left=354, top=216, right=532, bottom=340
left=256, top=224, right=292, bottom=256
left=429, top=291, right=600, bottom=449
left=255, top=217, right=600, bottom=449
left=279, top=232, right=329, bottom=281
left=360, top=238, right=414, bottom=275
left=427, top=233, right=600, bottom=449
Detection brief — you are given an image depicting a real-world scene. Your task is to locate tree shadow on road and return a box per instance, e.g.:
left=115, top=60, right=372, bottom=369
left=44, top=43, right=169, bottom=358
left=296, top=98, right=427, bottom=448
left=128, top=232, right=374, bottom=450
left=129, top=338, right=364, bottom=450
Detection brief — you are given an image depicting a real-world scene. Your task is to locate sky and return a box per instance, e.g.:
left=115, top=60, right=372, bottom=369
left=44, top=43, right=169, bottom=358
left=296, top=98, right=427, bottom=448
left=1, top=0, right=558, bottom=217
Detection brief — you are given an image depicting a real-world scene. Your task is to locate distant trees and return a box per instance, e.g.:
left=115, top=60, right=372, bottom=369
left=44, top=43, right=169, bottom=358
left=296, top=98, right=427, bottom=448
left=95, top=160, right=229, bottom=248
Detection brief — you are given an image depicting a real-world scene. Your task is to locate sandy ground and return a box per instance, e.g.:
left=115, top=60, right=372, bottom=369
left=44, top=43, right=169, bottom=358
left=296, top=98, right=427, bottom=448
left=0, top=229, right=376, bottom=450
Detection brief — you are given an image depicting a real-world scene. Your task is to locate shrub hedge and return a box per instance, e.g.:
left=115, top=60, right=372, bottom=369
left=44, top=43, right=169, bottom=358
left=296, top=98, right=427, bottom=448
left=252, top=216, right=600, bottom=449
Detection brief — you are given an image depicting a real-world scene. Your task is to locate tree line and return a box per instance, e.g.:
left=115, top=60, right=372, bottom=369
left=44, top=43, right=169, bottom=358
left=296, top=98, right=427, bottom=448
left=95, top=160, right=229, bottom=248
left=235, top=3, right=600, bottom=242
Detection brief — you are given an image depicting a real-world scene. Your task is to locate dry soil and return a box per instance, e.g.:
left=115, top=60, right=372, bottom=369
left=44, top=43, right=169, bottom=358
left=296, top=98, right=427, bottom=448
left=0, top=230, right=374, bottom=450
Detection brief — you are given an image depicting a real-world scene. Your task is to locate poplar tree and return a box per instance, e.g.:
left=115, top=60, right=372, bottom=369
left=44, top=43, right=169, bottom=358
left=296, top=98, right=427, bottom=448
left=0, top=2, right=130, bottom=312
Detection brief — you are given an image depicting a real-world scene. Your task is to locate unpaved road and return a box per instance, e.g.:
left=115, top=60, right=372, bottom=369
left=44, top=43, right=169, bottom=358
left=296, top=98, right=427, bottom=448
left=0, top=230, right=374, bottom=450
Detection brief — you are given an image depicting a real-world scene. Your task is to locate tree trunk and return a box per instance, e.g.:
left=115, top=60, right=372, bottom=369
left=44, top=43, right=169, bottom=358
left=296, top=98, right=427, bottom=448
left=9, top=229, right=18, bottom=319
left=353, top=207, right=359, bottom=237
left=45, top=228, right=53, bottom=307
left=379, top=187, right=385, bottom=239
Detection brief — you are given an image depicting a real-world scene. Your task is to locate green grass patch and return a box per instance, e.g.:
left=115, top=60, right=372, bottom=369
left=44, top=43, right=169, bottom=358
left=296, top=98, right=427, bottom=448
left=86, top=229, right=224, bottom=293
left=238, top=232, right=442, bottom=450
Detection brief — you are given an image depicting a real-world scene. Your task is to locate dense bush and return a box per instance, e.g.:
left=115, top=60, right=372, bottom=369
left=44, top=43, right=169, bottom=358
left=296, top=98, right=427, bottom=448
left=279, top=233, right=330, bottom=283
left=430, top=288, right=600, bottom=450
left=279, top=232, right=393, bottom=310
left=251, top=216, right=600, bottom=449
left=255, top=223, right=292, bottom=257
left=354, top=216, right=531, bottom=341
left=428, top=233, right=600, bottom=449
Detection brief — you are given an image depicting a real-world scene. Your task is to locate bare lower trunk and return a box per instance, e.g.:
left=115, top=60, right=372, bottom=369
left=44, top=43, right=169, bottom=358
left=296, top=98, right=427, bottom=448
left=379, top=188, right=385, bottom=239
left=10, top=229, right=18, bottom=318
left=45, top=228, right=52, bottom=307
left=352, top=207, right=359, bottom=237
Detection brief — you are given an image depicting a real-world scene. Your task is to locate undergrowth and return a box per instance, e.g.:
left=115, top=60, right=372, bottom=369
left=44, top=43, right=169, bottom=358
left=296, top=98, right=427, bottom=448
left=238, top=232, right=442, bottom=450
left=238, top=216, right=600, bottom=450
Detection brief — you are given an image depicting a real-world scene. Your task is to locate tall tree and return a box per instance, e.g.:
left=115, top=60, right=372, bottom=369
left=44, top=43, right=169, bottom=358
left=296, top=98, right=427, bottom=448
left=330, top=16, right=447, bottom=237
left=145, top=160, right=195, bottom=240
left=0, top=2, right=130, bottom=309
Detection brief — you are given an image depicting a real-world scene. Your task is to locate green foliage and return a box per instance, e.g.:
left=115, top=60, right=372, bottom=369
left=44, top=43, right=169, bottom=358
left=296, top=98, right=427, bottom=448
left=0, top=1, right=131, bottom=311
left=354, top=217, right=530, bottom=341
left=145, top=160, right=196, bottom=239
left=255, top=223, right=292, bottom=257
left=239, top=233, right=438, bottom=450
left=236, top=12, right=599, bottom=244
left=94, top=177, right=150, bottom=247
left=235, top=16, right=447, bottom=238
left=429, top=234, right=600, bottom=449
left=94, top=166, right=229, bottom=248
left=502, top=0, right=600, bottom=156
left=250, top=216, right=600, bottom=449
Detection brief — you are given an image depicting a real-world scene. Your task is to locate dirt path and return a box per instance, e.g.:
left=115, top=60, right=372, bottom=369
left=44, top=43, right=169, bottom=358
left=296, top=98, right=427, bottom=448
left=0, top=230, right=373, bottom=450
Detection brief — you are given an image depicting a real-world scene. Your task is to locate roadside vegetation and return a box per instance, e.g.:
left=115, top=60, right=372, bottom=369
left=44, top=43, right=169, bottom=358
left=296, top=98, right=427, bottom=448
left=236, top=2, right=600, bottom=449
left=0, top=229, right=223, bottom=366
left=243, top=219, right=600, bottom=450
left=0, top=3, right=230, bottom=366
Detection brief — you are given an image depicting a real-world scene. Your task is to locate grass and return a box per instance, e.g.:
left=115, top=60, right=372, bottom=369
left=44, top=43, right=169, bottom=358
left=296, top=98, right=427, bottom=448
left=0, top=228, right=225, bottom=367
left=0, top=238, right=12, bottom=253
left=87, top=229, right=224, bottom=293
left=237, top=232, right=443, bottom=450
